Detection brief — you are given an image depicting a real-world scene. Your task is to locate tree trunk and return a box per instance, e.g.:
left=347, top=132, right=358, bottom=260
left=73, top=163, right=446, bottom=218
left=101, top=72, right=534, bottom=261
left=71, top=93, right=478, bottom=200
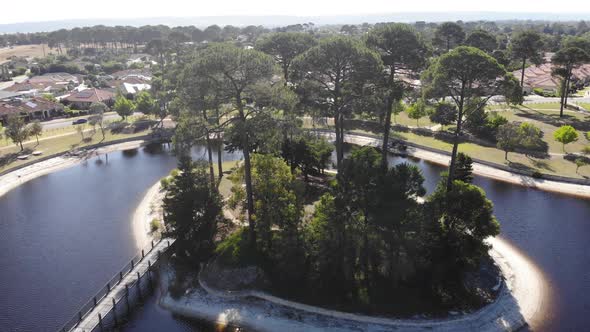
left=205, top=130, right=216, bottom=189
left=381, top=97, right=393, bottom=170
left=520, top=56, right=527, bottom=96
left=334, top=114, right=342, bottom=169
left=217, top=137, right=223, bottom=181
left=505, top=150, right=508, bottom=160
left=559, top=78, right=567, bottom=117
left=446, top=83, right=466, bottom=192
left=237, top=97, right=256, bottom=249
left=564, top=75, right=571, bottom=108
left=19, top=141, right=24, bottom=151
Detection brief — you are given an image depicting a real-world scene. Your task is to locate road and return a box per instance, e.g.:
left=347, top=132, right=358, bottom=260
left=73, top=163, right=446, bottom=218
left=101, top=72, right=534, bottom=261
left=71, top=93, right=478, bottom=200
left=41, top=112, right=142, bottom=130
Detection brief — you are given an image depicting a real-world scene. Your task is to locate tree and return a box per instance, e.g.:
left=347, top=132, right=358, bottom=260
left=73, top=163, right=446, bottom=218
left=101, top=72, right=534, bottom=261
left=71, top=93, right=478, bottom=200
left=406, top=100, right=427, bottom=127
left=554, top=125, right=579, bottom=152
left=454, top=152, right=474, bottom=183
left=496, top=122, right=521, bottom=160
left=428, top=180, right=500, bottom=278
left=552, top=47, right=590, bottom=116
left=575, top=158, right=588, bottom=174
left=429, top=101, right=457, bottom=129
left=29, top=120, right=42, bottom=145
left=231, top=154, right=303, bottom=254
left=163, top=155, right=224, bottom=260
left=517, top=122, right=544, bottom=153
left=433, top=22, right=465, bottom=52
left=510, top=30, right=544, bottom=95
left=88, top=113, right=105, bottom=141
left=293, top=36, right=383, bottom=169
left=5, top=115, right=30, bottom=151
left=465, top=29, right=497, bottom=54
left=134, top=90, right=157, bottom=115
left=113, top=93, right=134, bottom=120
left=256, top=32, right=316, bottom=84
left=366, top=23, right=429, bottom=168
left=189, top=43, right=277, bottom=249
left=422, top=46, right=520, bottom=191
left=281, top=133, right=333, bottom=180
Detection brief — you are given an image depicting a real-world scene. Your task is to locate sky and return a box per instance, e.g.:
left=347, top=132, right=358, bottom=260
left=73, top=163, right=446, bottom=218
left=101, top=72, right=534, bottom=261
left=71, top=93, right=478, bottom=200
left=3, top=0, right=590, bottom=24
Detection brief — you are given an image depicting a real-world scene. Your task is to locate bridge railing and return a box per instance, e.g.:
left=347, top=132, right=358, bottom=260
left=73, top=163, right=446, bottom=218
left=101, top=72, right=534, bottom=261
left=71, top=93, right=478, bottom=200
left=58, top=238, right=174, bottom=332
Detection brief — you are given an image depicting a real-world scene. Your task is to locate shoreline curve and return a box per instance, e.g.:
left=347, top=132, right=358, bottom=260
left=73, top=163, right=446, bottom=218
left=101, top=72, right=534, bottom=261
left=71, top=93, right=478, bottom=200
left=159, top=237, right=548, bottom=331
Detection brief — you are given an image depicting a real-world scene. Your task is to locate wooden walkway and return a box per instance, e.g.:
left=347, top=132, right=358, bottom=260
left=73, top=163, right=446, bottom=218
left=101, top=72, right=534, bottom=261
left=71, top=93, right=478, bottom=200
left=70, top=238, right=174, bottom=332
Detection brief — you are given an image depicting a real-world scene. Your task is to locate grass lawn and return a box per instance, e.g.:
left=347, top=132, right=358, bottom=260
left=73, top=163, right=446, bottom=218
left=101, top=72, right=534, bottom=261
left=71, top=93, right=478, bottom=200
left=0, top=128, right=151, bottom=173
left=392, top=111, right=434, bottom=128
left=396, top=131, right=590, bottom=179
left=491, top=106, right=590, bottom=154
left=574, top=102, right=590, bottom=111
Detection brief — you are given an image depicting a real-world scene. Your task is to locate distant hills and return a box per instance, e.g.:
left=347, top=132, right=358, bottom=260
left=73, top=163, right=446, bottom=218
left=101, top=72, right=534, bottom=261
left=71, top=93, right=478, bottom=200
left=1, top=12, right=589, bottom=33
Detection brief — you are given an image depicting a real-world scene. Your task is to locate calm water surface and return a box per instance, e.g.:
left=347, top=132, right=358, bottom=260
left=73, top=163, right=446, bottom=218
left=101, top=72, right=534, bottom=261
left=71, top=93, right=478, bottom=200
left=0, top=144, right=589, bottom=331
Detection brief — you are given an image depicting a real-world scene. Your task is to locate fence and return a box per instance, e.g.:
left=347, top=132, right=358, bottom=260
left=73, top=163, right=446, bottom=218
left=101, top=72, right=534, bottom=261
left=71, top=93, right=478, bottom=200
left=57, top=238, right=175, bottom=332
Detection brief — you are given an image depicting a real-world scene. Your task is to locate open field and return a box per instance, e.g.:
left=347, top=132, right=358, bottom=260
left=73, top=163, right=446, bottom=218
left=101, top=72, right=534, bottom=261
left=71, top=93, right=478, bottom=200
left=0, top=44, right=53, bottom=63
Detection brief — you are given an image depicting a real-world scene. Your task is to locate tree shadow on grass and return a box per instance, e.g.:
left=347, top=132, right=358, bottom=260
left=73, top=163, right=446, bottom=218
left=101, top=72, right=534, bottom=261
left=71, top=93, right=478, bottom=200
left=515, top=108, right=590, bottom=132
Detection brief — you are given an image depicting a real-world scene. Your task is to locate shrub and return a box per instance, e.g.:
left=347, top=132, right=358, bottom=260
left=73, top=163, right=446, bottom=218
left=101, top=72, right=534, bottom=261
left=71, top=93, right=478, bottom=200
left=160, top=177, right=171, bottom=190
left=150, top=218, right=161, bottom=233
left=170, top=168, right=179, bottom=177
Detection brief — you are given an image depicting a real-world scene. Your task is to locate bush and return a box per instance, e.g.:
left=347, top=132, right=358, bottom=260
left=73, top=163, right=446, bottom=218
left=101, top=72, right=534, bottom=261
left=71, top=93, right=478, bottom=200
left=170, top=168, right=179, bottom=177
left=150, top=218, right=161, bottom=233
left=160, top=177, right=171, bottom=190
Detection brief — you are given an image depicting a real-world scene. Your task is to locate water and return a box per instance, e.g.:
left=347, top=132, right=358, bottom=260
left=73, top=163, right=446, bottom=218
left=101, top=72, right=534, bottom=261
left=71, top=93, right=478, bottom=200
left=0, top=144, right=240, bottom=332
left=0, top=144, right=588, bottom=331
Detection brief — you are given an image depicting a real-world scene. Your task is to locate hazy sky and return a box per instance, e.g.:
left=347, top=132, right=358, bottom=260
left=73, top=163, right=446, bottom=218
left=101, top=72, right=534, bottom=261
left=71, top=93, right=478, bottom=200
left=4, top=0, right=590, bottom=24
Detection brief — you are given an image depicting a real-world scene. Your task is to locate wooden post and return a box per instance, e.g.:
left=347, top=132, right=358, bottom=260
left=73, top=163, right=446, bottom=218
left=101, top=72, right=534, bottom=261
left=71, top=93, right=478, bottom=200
left=125, top=284, right=131, bottom=314
left=142, top=249, right=145, bottom=259
left=147, top=260, right=153, bottom=291
left=112, top=298, right=118, bottom=327
left=78, top=311, right=83, bottom=323
left=107, top=282, right=111, bottom=293
left=131, top=260, right=134, bottom=270
left=119, top=271, right=123, bottom=284
left=93, top=296, right=97, bottom=307
left=136, top=272, right=142, bottom=300
left=98, top=313, right=104, bottom=332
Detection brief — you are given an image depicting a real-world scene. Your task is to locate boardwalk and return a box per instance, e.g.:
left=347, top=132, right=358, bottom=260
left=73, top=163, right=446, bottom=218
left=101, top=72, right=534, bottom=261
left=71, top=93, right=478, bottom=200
left=68, top=238, right=175, bottom=332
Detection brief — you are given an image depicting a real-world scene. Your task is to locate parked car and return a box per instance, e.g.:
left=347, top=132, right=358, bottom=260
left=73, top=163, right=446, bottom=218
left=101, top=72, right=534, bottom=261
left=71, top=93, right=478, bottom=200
left=72, top=118, right=88, bottom=125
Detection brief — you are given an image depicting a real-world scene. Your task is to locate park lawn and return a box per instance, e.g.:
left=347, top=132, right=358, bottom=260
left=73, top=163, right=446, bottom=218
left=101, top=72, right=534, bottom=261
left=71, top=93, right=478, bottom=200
left=574, top=86, right=590, bottom=97
left=492, top=107, right=590, bottom=154
left=0, top=114, right=150, bottom=147
left=217, top=160, right=240, bottom=200
left=397, top=131, right=590, bottom=179
left=0, top=128, right=151, bottom=173
left=574, top=102, right=590, bottom=111
left=392, top=111, right=434, bottom=128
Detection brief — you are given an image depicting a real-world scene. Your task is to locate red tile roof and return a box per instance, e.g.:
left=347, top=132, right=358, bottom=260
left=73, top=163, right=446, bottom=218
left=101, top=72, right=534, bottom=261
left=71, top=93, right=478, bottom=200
left=0, top=97, right=63, bottom=116
left=64, top=88, right=115, bottom=103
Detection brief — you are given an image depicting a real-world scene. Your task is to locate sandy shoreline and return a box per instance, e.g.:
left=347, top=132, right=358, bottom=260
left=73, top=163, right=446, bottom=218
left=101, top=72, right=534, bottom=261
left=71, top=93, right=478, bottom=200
left=0, top=140, right=148, bottom=199
left=159, top=237, right=547, bottom=331
left=132, top=180, right=164, bottom=250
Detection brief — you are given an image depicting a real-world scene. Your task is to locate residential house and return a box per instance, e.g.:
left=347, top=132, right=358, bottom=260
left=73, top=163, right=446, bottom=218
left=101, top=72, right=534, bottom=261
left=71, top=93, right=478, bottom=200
left=63, top=88, right=115, bottom=109
left=5, top=72, right=81, bottom=96
left=0, top=96, right=64, bottom=124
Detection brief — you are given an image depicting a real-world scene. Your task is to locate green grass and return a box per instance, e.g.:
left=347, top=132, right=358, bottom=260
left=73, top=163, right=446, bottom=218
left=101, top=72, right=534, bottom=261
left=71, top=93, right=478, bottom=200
left=574, top=102, right=590, bottom=111
left=0, top=128, right=151, bottom=173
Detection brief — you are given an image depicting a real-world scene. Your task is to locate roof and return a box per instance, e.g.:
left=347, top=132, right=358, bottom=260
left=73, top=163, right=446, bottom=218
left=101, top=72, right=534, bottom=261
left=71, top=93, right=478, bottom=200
left=0, top=90, right=24, bottom=100
left=514, top=60, right=590, bottom=91
left=111, top=69, right=153, bottom=81
left=122, top=82, right=151, bottom=94
left=5, top=73, right=80, bottom=93
left=0, top=96, right=63, bottom=116
left=64, top=88, right=115, bottom=104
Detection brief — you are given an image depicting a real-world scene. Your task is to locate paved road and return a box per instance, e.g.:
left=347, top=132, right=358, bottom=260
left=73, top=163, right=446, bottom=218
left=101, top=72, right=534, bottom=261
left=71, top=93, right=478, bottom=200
left=41, top=112, right=142, bottom=130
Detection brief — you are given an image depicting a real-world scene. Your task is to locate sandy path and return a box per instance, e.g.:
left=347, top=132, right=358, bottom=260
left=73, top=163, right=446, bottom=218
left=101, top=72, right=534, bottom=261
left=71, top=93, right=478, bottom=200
left=131, top=181, right=164, bottom=250
left=160, top=236, right=547, bottom=331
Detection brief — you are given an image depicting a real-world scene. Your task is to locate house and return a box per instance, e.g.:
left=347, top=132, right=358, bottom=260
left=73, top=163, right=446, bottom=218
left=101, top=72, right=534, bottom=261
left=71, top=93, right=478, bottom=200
left=106, top=70, right=152, bottom=96
left=514, top=55, right=590, bottom=94
left=63, top=88, right=115, bottom=109
left=0, top=96, right=64, bottom=124
left=5, top=72, right=81, bottom=96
